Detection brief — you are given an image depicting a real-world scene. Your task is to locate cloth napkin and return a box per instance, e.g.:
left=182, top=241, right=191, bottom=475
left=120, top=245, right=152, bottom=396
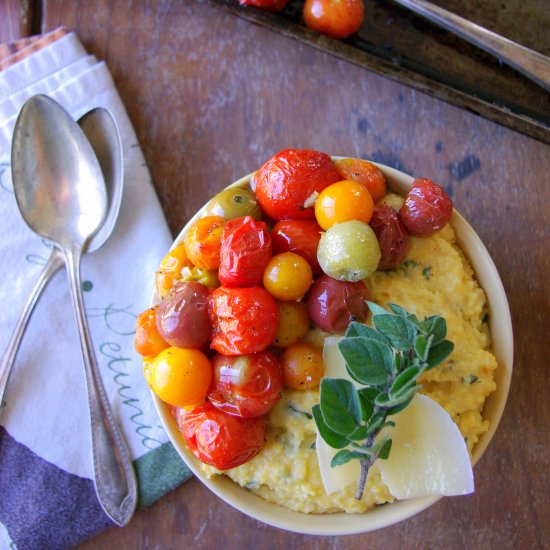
left=0, top=28, right=192, bottom=550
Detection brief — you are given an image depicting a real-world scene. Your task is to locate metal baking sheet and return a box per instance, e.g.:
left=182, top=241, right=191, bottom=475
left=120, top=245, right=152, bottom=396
left=203, top=0, right=550, bottom=145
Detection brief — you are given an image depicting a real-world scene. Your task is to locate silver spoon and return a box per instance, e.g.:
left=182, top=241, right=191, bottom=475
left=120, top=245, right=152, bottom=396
left=0, top=107, right=124, bottom=421
left=9, top=95, right=137, bottom=527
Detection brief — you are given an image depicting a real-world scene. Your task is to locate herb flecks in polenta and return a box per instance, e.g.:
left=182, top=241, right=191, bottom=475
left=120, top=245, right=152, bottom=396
left=313, top=302, right=454, bottom=500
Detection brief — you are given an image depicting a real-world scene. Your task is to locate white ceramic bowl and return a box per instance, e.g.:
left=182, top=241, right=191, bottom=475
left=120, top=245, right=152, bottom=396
left=150, top=161, right=513, bottom=535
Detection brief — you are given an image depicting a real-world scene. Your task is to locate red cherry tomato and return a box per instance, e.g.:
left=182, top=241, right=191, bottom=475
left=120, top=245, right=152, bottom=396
left=156, top=281, right=212, bottom=349
left=399, top=178, right=453, bottom=237
left=271, top=219, right=323, bottom=276
left=370, top=204, right=409, bottom=270
left=218, top=216, right=272, bottom=287
left=238, top=0, right=288, bottom=12
left=255, top=149, right=341, bottom=220
left=303, top=0, right=365, bottom=40
left=209, top=286, right=280, bottom=355
left=307, top=274, right=370, bottom=333
left=176, top=402, right=266, bottom=470
left=208, top=351, right=283, bottom=417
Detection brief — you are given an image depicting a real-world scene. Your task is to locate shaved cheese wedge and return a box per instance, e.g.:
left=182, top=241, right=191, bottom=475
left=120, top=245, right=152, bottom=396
left=316, top=335, right=474, bottom=500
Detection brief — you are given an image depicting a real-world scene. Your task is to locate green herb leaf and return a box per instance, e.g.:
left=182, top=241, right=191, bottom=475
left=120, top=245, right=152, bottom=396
left=389, top=366, right=420, bottom=398
left=346, top=322, right=390, bottom=346
left=319, top=379, right=362, bottom=435
left=338, top=338, right=393, bottom=386
left=357, top=387, right=377, bottom=421
left=331, top=449, right=368, bottom=467
left=421, top=315, right=447, bottom=344
left=312, top=404, right=349, bottom=449
left=348, top=425, right=370, bottom=441
left=426, top=339, right=454, bottom=369
left=375, top=437, right=393, bottom=460
left=366, top=300, right=389, bottom=317
left=371, top=314, right=417, bottom=352
left=414, top=333, right=429, bottom=361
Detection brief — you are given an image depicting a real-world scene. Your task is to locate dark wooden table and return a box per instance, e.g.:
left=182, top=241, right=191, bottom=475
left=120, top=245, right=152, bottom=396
left=2, top=1, right=549, bottom=548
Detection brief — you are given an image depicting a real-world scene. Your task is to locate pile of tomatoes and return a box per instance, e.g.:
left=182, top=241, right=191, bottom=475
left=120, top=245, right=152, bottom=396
left=135, top=148, right=452, bottom=471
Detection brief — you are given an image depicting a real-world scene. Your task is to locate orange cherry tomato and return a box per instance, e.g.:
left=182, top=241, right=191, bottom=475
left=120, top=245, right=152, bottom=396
left=303, top=0, right=364, bottom=40
left=273, top=300, right=311, bottom=347
left=176, top=402, right=266, bottom=470
left=334, top=158, right=387, bottom=202
left=149, top=347, right=212, bottom=408
left=156, top=244, right=193, bottom=299
left=314, top=180, right=374, bottom=230
left=184, top=215, right=225, bottom=270
left=263, top=252, right=313, bottom=301
left=209, top=286, right=280, bottom=355
left=280, top=342, right=325, bottom=390
left=135, top=307, right=170, bottom=357
left=255, top=149, right=341, bottom=220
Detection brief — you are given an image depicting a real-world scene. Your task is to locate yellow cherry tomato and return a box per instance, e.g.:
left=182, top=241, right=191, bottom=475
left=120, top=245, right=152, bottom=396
left=263, top=252, right=313, bottom=301
left=280, top=342, right=325, bottom=390
left=181, top=266, right=220, bottom=289
left=149, top=347, right=212, bottom=407
left=155, top=244, right=193, bottom=298
left=273, top=301, right=311, bottom=347
left=314, top=180, right=374, bottom=230
left=184, top=215, right=225, bottom=270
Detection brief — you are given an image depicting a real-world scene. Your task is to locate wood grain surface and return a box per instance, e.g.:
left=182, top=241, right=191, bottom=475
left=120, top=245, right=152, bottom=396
left=3, top=0, right=550, bottom=548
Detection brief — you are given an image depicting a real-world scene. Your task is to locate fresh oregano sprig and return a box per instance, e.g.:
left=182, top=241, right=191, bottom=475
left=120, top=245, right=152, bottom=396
left=312, top=302, right=454, bottom=500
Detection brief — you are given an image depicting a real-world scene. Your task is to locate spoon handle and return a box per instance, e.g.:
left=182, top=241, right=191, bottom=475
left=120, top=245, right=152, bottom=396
left=64, top=247, right=137, bottom=526
left=0, top=248, right=65, bottom=420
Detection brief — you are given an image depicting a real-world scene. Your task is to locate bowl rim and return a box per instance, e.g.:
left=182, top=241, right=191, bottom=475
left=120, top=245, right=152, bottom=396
left=149, top=159, right=513, bottom=535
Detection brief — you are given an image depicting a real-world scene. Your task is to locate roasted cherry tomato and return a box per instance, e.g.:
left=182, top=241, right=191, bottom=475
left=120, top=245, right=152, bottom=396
left=156, top=281, right=211, bottom=349
left=370, top=203, right=409, bottom=270
left=176, top=402, right=266, bottom=470
left=149, top=347, right=212, bottom=408
left=273, top=300, right=311, bottom=347
left=155, top=244, right=193, bottom=299
left=280, top=342, right=325, bottom=390
left=314, top=179, right=374, bottom=230
left=303, top=0, right=365, bottom=40
left=184, top=215, right=225, bottom=270
left=218, top=216, right=272, bottom=287
left=263, top=252, right=313, bottom=301
left=307, top=274, right=370, bottom=333
left=399, top=178, right=453, bottom=237
left=204, top=187, right=262, bottom=221
left=135, top=306, right=170, bottom=357
left=271, top=219, right=323, bottom=276
left=181, top=266, right=220, bottom=289
left=208, top=351, right=283, bottom=417
left=334, top=158, right=386, bottom=202
left=238, top=0, right=288, bottom=12
left=209, top=286, right=279, bottom=355
left=255, top=149, right=341, bottom=220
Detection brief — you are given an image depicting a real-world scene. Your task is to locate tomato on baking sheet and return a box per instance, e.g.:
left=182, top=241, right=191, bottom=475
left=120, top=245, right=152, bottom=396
left=271, top=219, right=323, bottom=276
left=303, top=0, right=365, bottom=40
left=209, top=286, right=280, bottom=355
left=176, top=402, right=266, bottom=470
left=218, top=216, right=272, bottom=287
left=254, top=149, right=341, bottom=220
left=208, top=351, right=284, bottom=417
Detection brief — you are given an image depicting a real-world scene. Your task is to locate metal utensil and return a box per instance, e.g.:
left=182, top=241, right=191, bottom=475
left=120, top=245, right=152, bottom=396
left=393, top=0, right=550, bottom=93
left=0, top=107, right=124, bottom=423
left=9, top=95, right=137, bottom=527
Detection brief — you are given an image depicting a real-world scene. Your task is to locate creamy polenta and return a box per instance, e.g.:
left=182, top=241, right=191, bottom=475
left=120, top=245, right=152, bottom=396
left=200, top=212, right=497, bottom=514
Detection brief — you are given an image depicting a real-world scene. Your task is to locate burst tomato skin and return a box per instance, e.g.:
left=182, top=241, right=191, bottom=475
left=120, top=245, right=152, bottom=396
left=303, top=0, right=365, bottom=40
left=209, top=286, right=280, bottom=355
left=218, top=216, right=272, bottom=287
left=239, top=0, right=288, bottom=12
left=370, top=203, right=409, bottom=270
left=208, top=351, right=283, bottom=417
left=176, top=402, right=266, bottom=470
left=399, top=178, right=453, bottom=237
left=271, top=219, right=323, bottom=276
left=255, top=149, right=341, bottom=220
